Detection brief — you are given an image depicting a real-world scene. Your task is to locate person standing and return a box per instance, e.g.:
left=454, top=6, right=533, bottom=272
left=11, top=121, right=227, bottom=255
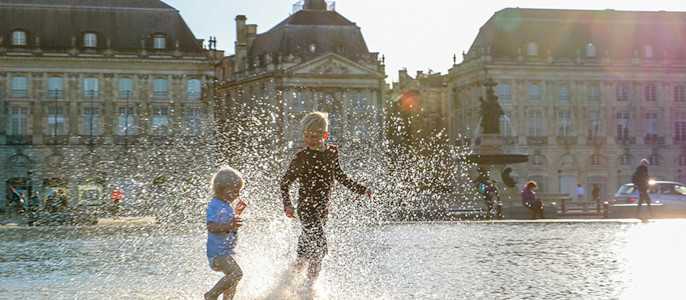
left=483, top=180, right=500, bottom=220
left=46, top=190, right=57, bottom=213
left=633, top=159, right=653, bottom=218
left=591, top=184, right=600, bottom=212
left=58, top=190, right=68, bottom=213
left=281, top=111, right=372, bottom=296
left=576, top=184, right=585, bottom=202
left=522, top=181, right=544, bottom=219
left=111, top=187, right=124, bottom=217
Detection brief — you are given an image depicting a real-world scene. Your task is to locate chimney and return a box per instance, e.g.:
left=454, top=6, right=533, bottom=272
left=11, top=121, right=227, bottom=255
left=235, top=15, right=248, bottom=72
left=304, top=0, right=327, bottom=11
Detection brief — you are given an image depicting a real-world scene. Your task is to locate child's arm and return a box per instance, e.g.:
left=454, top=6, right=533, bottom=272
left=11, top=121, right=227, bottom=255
left=207, top=217, right=242, bottom=234
left=331, top=148, right=371, bottom=197
left=280, top=154, right=302, bottom=215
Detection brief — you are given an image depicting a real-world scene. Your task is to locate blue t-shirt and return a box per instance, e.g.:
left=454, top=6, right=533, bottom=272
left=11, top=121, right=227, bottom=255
left=206, top=198, right=238, bottom=267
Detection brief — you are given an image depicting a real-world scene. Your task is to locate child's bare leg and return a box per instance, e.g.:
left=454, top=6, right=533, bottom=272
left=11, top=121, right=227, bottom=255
left=304, top=254, right=324, bottom=287
left=205, top=255, right=243, bottom=300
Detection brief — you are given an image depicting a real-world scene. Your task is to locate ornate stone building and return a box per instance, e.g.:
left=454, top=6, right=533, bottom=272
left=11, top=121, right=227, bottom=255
left=215, top=0, right=386, bottom=149
left=0, top=0, right=222, bottom=210
left=449, top=8, right=686, bottom=199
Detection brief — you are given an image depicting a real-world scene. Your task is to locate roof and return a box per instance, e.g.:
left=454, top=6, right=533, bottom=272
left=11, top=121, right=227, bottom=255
left=466, top=8, right=686, bottom=60
left=0, top=0, right=202, bottom=50
left=248, top=8, right=369, bottom=61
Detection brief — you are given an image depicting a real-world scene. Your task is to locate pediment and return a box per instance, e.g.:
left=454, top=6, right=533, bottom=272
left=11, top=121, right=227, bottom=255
left=287, top=53, right=381, bottom=76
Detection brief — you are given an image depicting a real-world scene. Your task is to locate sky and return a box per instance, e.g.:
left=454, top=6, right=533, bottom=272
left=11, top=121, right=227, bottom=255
left=162, top=0, right=686, bottom=83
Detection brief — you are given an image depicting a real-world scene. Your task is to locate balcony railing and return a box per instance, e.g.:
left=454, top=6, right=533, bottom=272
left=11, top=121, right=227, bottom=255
left=45, top=135, right=69, bottom=145
left=78, top=135, right=104, bottom=145
left=6, top=135, right=32, bottom=145
left=586, top=136, right=606, bottom=145
left=527, top=136, right=548, bottom=145
left=115, top=135, right=138, bottom=145
left=644, top=135, right=665, bottom=145
left=615, top=137, right=636, bottom=145
left=556, top=136, right=577, bottom=145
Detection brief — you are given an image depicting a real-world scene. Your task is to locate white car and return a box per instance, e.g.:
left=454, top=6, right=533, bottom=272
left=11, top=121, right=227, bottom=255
left=613, top=181, right=686, bottom=216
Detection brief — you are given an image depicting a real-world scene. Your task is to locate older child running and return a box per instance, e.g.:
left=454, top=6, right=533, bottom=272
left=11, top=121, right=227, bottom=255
left=205, top=166, right=245, bottom=300
left=280, top=111, right=372, bottom=295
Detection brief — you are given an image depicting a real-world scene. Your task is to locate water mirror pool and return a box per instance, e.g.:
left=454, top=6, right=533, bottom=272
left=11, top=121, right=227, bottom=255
left=1, top=219, right=684, bottom=299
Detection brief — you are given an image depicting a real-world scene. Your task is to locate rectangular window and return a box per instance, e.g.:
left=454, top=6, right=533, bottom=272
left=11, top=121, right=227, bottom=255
left=617, top=85, right=628, bottom=102
left=9, top=107, right=28, bottom=135
left=47, top=107, right=65, bottom=135
left=676, top=112, right=686, bottom=142
left=644, top=44, right=653, bottom=58
left=645, top=112, right=658, bottom=137
left=354, top=92, right=366, bottom=108
left=294, top=92, right=306, bottom=109
left=499, top=113, right=514, bottom=138
left=499, top=84, right=511, bottom=101
left=151, top=107, right=169, bottom=135
left=12, top=31, right=26, bottom=46
left=616, top=112, right=630, bottom=140
left=153, top=36, right=166, bottom=49
left=84, top=77, right=98, bottom=97
left=119, top=78, right=133, bottom=98
left=558, top=111, right=572, bottom=136
left=84, top=33, right=97, bottom=47
left=186, top=108, right=202, bottom=136
left=529, top=84, right=540, bottom=101
left=558, top=85, right=570, bottom=102
left=118, top=107, right=134, bottom=135
left=82, top=107, right=100, bottom=135
left=588, top=111, right=600, bottom=138
left=48, top=77, right=63, bottom=97
left=12, top=76, right=27, bottom=97
left=645, top=85, right=656, bottom=102
left=675, top=86, right=685, bottom=102
left=528, top=111, right=543, bottom=137
left=588, top=84, right=600, bottom=102
left=187, top=79, right=202, bottom=98
left=153, top=79, right=167, bottom=97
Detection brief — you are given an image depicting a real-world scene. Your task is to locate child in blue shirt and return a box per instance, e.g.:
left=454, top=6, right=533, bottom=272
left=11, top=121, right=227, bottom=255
left=204, top=166, right=245, bottom=300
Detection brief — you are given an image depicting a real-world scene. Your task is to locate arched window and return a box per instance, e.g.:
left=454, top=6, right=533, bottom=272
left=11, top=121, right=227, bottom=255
left=643, top=44, right=653, bottom=58
left=531, top=154, right=545, bottom=166
left=153, top=34, right=167, bottom=49
left=591, top=154, right=602, bottom=166
left=649, top=154, right=660, bottom=166
left=561, top=154, right=575, bottom=168
left=526, top=42, right=538, bottom=56
left=84, top=32, right=97, bottom=47
left=585, top=43, right=596, bottom=57
left=12, top=30, right=27, bottom=46
left=619, top=154, right=632, bottom=166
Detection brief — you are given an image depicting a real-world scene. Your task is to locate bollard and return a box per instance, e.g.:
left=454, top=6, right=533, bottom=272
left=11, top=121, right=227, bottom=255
left=603, top=202, right=609, bottom=219
left=561, top=199, right=567, bottom=214
left=496, top=202, right=503, bottom=220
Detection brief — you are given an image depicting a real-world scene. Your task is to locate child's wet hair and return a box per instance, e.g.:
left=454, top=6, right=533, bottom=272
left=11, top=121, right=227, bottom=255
left=212, top=165, right=244, bottom=195
left=301, top=111, right=329, bottom=134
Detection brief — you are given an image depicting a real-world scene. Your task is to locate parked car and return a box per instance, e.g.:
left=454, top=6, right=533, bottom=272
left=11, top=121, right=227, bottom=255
left=613, top=181, right=686, bottom=216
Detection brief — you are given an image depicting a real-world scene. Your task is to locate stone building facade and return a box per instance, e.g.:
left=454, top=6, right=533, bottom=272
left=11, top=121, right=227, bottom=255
left=0, top=0, right=222, bottom=210
left=448, top=8, right=686, bottom=200
left=215, top=0, right=386, bottom=150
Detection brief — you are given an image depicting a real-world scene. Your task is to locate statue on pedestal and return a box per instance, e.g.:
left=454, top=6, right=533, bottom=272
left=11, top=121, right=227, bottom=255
left=479, top=78, right=504, bottom=134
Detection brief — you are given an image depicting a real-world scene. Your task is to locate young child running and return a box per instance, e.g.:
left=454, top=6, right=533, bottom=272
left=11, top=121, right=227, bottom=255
left=205, top=166, right=245, bottom=300
left=280, top=111, right=372, bottom=295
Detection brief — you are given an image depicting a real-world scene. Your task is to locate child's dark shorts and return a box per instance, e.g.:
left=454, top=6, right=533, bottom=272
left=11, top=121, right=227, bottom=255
left=297, top=214, right=328, bottom=258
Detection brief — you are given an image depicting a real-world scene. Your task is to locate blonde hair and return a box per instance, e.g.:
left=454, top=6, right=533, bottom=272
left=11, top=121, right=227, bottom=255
left=301, top=111, right=329, bottom=134
left=211, top=165, right=244, bottom=195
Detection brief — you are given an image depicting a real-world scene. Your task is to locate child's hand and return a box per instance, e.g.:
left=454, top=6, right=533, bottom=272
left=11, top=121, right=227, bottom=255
left=228, top=217, right=242, bottom=232
left=364, top=188, right=373, bottom=198
left=285, top=205, right=295, bottom=218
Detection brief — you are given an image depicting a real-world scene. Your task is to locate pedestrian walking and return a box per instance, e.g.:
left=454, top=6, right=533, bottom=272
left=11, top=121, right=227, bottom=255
left=632, top=159, right=653, bottom=218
